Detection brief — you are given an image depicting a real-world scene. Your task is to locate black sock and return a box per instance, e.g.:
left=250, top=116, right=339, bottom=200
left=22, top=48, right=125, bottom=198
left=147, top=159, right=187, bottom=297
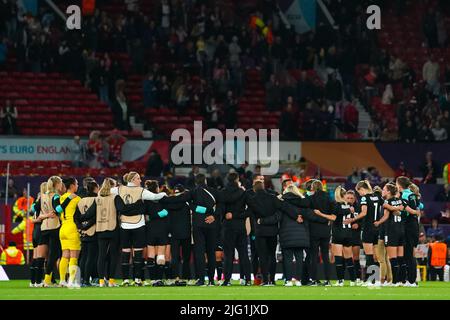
left=398, top=256, right=407, bottom=282
left=157, top=264, right=164, bottom=280
left=216, top=260, right=223, bottom=280
left=345, top=258, right=356, bottom=282
left=142, top=260, right=147, bottom=282
left=365, top=255, right=374, bottom=282
left=36, top=258, right=45, bottom=284
left=121, top=252, right=131, bottom=281
left=133, top=251, right=144, bottom=280
left=30, top=259, right=37, bottom=284
left=354, top=260, right=361, bottom=279
left=164, top=262, right=171, bottom=279
left=147, top=258, right=156, bottom=280
left=389, top=258, right=399, bottom=284
left=335, top=256, right=345, bottom=281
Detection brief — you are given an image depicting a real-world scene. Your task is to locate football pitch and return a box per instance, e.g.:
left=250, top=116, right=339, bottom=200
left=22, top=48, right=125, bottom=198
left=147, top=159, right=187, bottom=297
left=1, top=281, right=450, bottom=300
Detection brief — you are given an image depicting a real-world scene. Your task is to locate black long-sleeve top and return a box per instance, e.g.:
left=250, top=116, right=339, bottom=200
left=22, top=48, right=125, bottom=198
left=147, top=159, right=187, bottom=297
left=160, top=194, right=191, bottom=240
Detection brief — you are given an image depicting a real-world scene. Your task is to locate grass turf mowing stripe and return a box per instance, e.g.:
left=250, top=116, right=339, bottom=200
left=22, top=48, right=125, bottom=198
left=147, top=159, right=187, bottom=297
left=1, top=281, right=450, bottom=300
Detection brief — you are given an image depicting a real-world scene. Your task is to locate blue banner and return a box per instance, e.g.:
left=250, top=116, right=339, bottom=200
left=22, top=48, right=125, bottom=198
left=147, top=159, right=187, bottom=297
left=279, top=0, right=317, bottom=34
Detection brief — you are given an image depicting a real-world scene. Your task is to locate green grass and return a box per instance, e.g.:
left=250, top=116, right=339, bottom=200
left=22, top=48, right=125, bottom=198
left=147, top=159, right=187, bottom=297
left=1, top=281, right=450, bottom=300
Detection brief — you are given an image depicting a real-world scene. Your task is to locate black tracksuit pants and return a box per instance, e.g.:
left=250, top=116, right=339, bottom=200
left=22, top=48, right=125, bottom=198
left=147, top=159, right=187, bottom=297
left=405, top=222, right=419, bottom=283
left=309, top=236, right=331, bottom=281
left=193, top=226, right=217, bottom=282
left=80, top=238, right=98, bottom=283
left=223, top=228, right=251, bottom=282
left=97, top=232, right=120, bottom=280
left=283, top=247, right=305, bottom=281
left=171, top=238, right=192, bottom=279
left=255, top=236, right=278, bottom=283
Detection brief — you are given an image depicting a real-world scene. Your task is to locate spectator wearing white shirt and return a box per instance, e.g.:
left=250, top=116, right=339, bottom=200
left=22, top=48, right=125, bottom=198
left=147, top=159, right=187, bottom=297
left=423, top=55, right=440, bottom=95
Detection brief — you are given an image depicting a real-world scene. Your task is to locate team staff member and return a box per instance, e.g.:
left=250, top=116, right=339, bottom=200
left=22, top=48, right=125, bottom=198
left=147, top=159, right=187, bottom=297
left=246, top=180, right=286, bottom=286
left=163, top=184, right=192, bottom=285
left=29, top=182, right=47, bottom=287
left=39, top=176, right=74, bottom=287
left=169, top=174, right=221, bottom=286
left=246, top=174, right=278, bottom=285
left=347, top=190, right=363, bottom=284
left=80, top=178, right=141, bottom=287
left=143, top=180, right=171, bottom=286
left=314, top=186, right=357, bottom=286
left=217, top=173, right=251, bottom=286
left=301, top=180, right=334, bottom=286
left=74, top=180, right=99, bottom=287
left=277, top=185, right=317, bottom=287
left=344, top=180, right=383, bottom=287
left=58, top=178, right=81, bottom=288
left=111, top=171, right=166, bottom=286
left=377, top=183, right=405, bottom=286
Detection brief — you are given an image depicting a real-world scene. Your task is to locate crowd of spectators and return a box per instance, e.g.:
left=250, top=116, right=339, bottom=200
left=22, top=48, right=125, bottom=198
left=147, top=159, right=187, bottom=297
left=0, top=0, right=450, bottom=141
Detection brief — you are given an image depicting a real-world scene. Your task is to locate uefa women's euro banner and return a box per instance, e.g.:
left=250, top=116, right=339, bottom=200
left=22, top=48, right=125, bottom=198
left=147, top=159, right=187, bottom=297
left=0, top=137, right=169, bottom=163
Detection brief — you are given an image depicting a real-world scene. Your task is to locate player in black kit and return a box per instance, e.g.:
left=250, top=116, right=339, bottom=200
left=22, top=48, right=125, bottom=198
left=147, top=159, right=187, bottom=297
left=314, top=186, right=357, bottom=286
left=344, top=180, right=383, bottom=287
left=346, top=190, right=363, bottom=285
left=377, top=183, right=405, bottom=286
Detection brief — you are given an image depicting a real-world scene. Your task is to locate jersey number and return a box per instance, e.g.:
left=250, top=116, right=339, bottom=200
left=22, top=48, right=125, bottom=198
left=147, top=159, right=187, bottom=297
left=343, top=214, right=352, bottom=229
left=394, top=215, right=401, bottom=223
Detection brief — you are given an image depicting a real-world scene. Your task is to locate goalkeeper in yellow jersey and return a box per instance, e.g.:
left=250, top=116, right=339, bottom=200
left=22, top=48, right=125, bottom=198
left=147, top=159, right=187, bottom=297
left=59, top=177, right=81, bottom=288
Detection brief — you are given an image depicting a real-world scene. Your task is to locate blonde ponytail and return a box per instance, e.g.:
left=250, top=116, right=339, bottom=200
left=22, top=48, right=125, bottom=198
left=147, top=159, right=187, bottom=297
left=99, top=178, right=116, bottom=197
left=334, top=186, right=346, bottom=203
left=46, top=176, right=62, bottom=194
left=123, top=171, right=139, bottom=184
left=284, top=184, right=304, bottom=198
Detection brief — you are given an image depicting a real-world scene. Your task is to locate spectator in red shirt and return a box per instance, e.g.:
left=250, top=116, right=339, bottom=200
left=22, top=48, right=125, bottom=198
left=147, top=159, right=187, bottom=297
left=394, top=161, right=412, bottom=179
left=106, top=129, right=127, bottom=168
left=87, top=130, right=104, bottom=169
left=343, top=102, right=359, bottom=133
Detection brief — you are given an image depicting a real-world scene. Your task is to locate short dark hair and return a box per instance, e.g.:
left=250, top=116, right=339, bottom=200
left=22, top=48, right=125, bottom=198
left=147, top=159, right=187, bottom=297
left=195, top=173, right=206, bottom=185
left=86, top=181, right=99, bottom=195
left=253, top=180, right=264, bottom=191
left=63, top=177, right=77, bottom=190
left=396, top=176, right=411, bottom=189
left=145, top=180, right=159, bottom=193
left=227, top=172, right=239, bottom=183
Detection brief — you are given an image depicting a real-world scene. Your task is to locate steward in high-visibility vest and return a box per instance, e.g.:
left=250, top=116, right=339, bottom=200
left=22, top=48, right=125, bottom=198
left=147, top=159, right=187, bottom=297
left=444, top=163, right=450, bottom=186
left=430, top=241, right=448, bottom=267
left=12, top=216, right=34, bottom=250
left=0, top=242, right=25, bottom=265
left=13, top=192, right=34, bottom=220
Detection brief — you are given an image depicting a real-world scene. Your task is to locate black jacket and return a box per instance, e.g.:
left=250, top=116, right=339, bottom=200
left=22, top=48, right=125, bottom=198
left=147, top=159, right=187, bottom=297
left=171, top=184, right=221, bottom=229
left=160, top=194, right=191, bottom=240
left=217, top=183, right=248, bottom=234
left=285, top=190, right=332, bottom=238
left=278, top=193, right=321, bottom=249
left=246, top=189, right=284, bottom=237
left=144, top=200, right=169, bottom=237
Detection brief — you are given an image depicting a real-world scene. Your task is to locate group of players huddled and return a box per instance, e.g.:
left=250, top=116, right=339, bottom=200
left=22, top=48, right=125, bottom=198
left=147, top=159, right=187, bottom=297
left=27, top=170, right=423, bottom=288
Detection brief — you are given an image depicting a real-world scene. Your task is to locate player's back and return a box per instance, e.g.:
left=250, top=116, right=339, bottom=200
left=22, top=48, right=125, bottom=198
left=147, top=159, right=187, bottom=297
left=60, top=193, right=80, bottom=225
